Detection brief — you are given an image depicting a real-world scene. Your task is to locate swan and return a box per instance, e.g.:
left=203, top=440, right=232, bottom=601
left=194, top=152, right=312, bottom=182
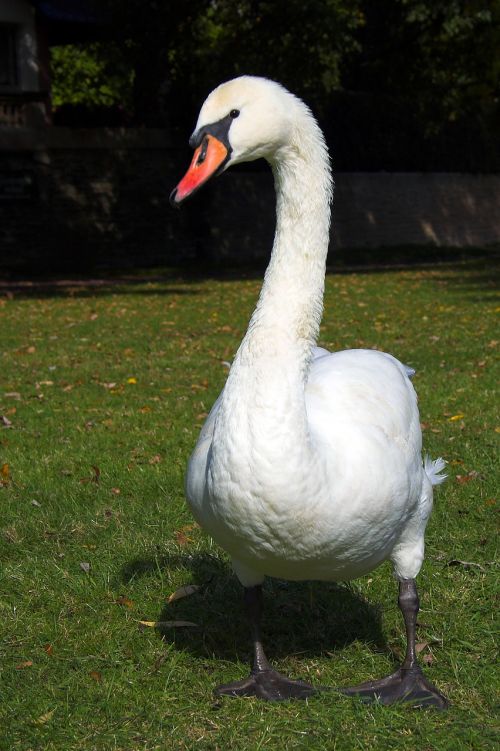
left=170, top=76, right=448, bottom=708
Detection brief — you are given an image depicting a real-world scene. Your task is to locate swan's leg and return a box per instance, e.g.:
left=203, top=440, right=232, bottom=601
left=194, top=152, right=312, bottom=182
left=215, top=585, right=316, bottom=701
left=340, top=579, right=449, bottom=709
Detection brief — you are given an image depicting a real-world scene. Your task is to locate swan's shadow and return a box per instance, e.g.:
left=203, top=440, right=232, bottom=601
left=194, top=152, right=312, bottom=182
left=122, top=553, right=391, bottom=664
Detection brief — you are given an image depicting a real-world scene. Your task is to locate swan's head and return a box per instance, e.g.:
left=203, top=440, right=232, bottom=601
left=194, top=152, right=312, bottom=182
left=170, top=76, right=297, bottom=206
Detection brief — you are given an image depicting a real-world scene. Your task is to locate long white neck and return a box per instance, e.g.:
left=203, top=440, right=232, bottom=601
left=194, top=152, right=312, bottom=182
left=236, top=108, right=332, bottom=380
left=212, top=107, right=332, bottom=478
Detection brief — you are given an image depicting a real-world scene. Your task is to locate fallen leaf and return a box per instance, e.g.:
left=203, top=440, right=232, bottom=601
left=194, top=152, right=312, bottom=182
left=1, top=415, right=12, bottom=427
left=127, top=377, right=137, bottom=384
left=31, top=499, right=41, bottom=507
left=139, top=620, right=199, bottom=628
left=415, top=641, right=429, bottom=654
left=149, top=454, right=161, bottom=464
left=44, top=643, right=54, bottom=656
left=447, top=559, right=485, bottom=572
left=79, top=561, right=91, bottom=574
left=422, top=653, right=434, bottom=666
left=89, top=670, right=102, bottom=682
left=115, top=596, right=134, bottom=608
left=79, top=466, right=101, bottom=485
left=4, top=526, right=20, bottom=543
left=1, top=463, right=10, bottom=482
left=168, top=584, right=200, bottom=603
left=15, top=660, right=33, bottom=669
left=33, top=709, right=55, bottom=725
left=449, top=413, right=464, bottom=421
left=174, top=530, right=193, bottom=546
left=152, top=653, right=167, bottom=671
left=456, top=471, right=479, bottom=485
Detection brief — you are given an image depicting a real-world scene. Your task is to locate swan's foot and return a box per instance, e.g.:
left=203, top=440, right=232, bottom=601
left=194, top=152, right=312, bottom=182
left=340, top=665, right=449, bottom=709
left=215, top=668, right=316, bottom=701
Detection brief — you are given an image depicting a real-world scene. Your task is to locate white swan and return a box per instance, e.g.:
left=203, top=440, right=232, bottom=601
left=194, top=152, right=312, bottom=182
left=170, top=76, right=448, bottom=708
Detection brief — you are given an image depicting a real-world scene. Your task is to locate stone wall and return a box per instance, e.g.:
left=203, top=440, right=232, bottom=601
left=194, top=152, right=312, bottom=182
left=1, top=127, right=499, bottom=272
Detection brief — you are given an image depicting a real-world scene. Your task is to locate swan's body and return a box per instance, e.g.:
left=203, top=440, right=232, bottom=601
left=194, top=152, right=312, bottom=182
left=188, top=347, right=430, bottom=585
left=172, top=76, right=448, bottom=707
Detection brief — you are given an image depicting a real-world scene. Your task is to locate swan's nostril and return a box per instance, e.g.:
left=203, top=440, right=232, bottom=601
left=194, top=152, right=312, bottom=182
left=196, top=137, right=209, bottom=166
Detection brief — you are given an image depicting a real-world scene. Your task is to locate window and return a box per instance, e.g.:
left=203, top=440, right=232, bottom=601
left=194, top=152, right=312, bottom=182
left=0, top=25, right=18, bottom=88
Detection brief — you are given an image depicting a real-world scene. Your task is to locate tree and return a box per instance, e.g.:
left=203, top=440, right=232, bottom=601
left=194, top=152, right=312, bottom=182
left=51, top=42, right=133, bottom=111
left=348, top=0, right=500, bottom=132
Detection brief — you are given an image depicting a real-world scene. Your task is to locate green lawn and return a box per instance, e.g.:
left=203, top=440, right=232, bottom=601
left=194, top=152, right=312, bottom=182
left=1, top=259, right=498, bottom=750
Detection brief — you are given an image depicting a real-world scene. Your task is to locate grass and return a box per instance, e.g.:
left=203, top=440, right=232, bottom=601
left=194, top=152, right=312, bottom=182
left=0, top=258, right=498, bottom=750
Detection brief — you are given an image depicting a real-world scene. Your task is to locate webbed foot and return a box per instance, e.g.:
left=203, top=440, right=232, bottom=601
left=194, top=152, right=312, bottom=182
left=216, top=668, right=316, bottom=701
left=340, top=666, right=449, bottom=709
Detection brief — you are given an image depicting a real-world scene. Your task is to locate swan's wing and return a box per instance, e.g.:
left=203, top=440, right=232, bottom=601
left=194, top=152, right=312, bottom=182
left=305, top=348, right=423, bottom=487
left=312, top=345, right=331, bottom=361
left=197, top=391, right=223, bottom=444
left=185, top=390, right=223, bottom=519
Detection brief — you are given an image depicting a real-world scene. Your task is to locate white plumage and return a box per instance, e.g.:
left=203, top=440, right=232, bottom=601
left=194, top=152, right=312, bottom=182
left=174, top=76, right=448, bottom=705
left=185, top=77, right=444, bottom=588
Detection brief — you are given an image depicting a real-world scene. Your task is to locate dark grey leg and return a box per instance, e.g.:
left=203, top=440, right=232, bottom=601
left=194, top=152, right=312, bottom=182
left=340, top=579, right=449, bottom=709
left=215, top=585, right=316, bottom=700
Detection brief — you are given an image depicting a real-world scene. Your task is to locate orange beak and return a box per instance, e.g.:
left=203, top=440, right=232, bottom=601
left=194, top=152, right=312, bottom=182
left=170, top=134, right=229, bottom=206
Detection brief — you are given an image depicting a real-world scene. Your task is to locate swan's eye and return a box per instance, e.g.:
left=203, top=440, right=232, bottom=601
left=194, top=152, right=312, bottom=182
left=230, top=109, right=240, bottom=119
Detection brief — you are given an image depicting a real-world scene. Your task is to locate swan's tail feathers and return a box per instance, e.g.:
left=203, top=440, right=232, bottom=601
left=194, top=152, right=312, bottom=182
left=424, top=455, right=447, bottom=486
left=403, top=364, right=416, bottom=380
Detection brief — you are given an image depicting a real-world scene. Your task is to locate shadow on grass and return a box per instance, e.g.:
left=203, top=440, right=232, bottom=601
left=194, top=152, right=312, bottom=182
left=0, top=277, right=203, bottom=300
left=121, top=553, right=390, bottom=667
left=0, top=248, right=497, bottom=300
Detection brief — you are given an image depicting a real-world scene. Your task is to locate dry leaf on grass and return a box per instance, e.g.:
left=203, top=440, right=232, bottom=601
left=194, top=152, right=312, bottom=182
left=1, top=415, right=13, bottom=427
left=456, top=471, right=479, bottom=484
left=44, top=643, right=54, bottom=656
left=167, top=584, right=200, bottom=603
left=79, top=561, right=91, bottom=574
left=174, top=526, right=195, bottom=546
left=415, top=641, right=429, bottom=654
left=447, top=559, right=486, bottom=572
left=115, top=596, right=134, bottom=608
left=89, top=670, right=102, bottom=682
left=1, top=463, right=10, bottom=482
left=139, top=620, right=198, bottom=629
left=33, top=709, right=55, bottom=725
left=15, top=660, right=33, bottom=669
